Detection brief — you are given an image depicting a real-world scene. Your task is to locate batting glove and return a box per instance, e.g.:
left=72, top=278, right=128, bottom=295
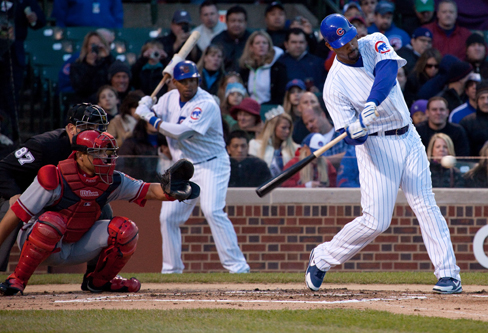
left=163, top=54, right=185, bottom=77
left=138, top=95, right=156, bottom=109
left=360, top=102, right=377, bottom=127
left=135, top=104, right=161, bottom=129
left=346, top=120, right=368, bottom=139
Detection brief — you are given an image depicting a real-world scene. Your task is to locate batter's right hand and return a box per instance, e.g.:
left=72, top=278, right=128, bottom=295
left=139, top=96, right=156, bottom=109
left=346, top=120, right=368, bottom=139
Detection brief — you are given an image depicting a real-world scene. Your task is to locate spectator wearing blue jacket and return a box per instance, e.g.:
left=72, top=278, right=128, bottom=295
left=336, top=145, right=359, bottom=188
left=367, top=1, right=410, bottom=50
left=51, top=0, right=124, bottom=28
left=278, top=28, right=327, bottom=93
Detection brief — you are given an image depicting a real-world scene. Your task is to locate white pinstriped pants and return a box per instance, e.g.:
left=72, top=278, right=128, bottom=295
left=314, top=126, right=461, bottom=280
left=159, top=154, right=249, bottom=273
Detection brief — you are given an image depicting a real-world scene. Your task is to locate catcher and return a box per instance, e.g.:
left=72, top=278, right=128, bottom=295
left=0, top=130, right=199, bottom=296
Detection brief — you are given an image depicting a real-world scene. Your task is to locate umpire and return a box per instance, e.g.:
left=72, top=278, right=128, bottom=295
left=0, top=103, right=109, bottom=271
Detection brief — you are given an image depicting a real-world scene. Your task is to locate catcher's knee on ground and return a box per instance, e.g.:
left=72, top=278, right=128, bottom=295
left=85, top=216, right=139, bottom=292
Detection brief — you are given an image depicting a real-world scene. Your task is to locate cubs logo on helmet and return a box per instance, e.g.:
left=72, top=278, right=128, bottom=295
left=375, top=41, right=391, bottom=54
left=336, top=28, right=345, bottom=36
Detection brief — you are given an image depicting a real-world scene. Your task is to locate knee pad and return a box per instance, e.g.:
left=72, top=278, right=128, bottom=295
left=88, top=217, right=138, bottom=288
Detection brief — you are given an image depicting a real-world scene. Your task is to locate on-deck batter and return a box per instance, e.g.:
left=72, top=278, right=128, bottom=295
left=305, top=14, right=461, bottom=294
left=136, top=60, right=250, bottom=274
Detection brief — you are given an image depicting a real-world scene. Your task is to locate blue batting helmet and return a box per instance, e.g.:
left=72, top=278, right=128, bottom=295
left=173, top=60, right=201, bottom=81
left=320, top=14, right=357, bottom=49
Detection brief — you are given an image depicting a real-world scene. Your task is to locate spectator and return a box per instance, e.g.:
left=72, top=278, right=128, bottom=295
left=410, top=99, right=428, bottom=125
left=343, top=2, right=363, bottom=20
left=460, top=81, right=488, bottom=156
left=449, top=74, right=481, bottom=124
left=359, top=0, right=377, bottom=26
left=415, top=96, right=470, bottom=157
left=292, top=91, right=319, bottom=144
left=0, top=0, right=45, bottom=142
left=397, top=27, right=433, bottom=75
left=279, top=28, right=327, bottom=93
left=288, top=14, right=319, bottom=56
left=465, top=33, right=488, bottom=79
left=397, top=67, right=407, bottom=92
left=427, top=133, right=465, bottom=188
left=107, top=90, right=143, bottom=147
left=131, top=40, right=169, bottom=98
left=264, top=1, right=287, bottom=50
left=249, top=106, right=299, bottom=176
left=463, top=141, right=488, bottom=188
left=193, top=1, right=227, bottom=52
left=403, top=48, right=442, bottom=107
left=96, top=85, right=119, bottom=121
left=282, top=133, right=337, bottom=188
left=226, top=130, right=271, bottom=187
left=217, top=72, right=244, bottom=109
left=107, top=60, right=132, bottom=102
left=239, top=30, right=287, bottom=105
left=70, top=31, right=115, bottom=102
left=155, top=10, right=200, bottom=64
left=51, top=0, right=123, bottom=28
left=283, top=79, right=306, bottom=123
left=439, top=61, right=473, bottom=112
left=336, top=145, right=359, bottom=188
left=301, top=104, right=348, bottom=169
left=229, top=97, right=263, bottom=139
left=367, top=1, right=410, bottom=50
left=422, top=0, right=471, bottom=60
left=196, top=44, right=225, bottom=96
left=414, top=0, right=435, bottom=28
left=221, top=82, right=247, bottom=129
left=211, top=5, right=252, bottom=72
left=416, top=54, right=459, bottom=101
left=118, top=119, right=169, bottom=182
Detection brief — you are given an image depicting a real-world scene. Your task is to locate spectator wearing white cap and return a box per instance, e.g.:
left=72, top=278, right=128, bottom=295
left=281, top=132, right=337, bottom=188
left=221, top=82, right=247, bottom=130
left=397, top=27, right=433, bottom=74
left=367, top=1, right=410, bottom=50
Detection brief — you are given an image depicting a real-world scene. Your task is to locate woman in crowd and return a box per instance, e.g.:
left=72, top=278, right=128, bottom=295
left=229, top=97, right=263, bottom=140
left=238, top=30, right=287, bottom=105
left=282, top=132, right=337, bottom=188
left=464, top=141, right=488, bottom=188
left=249, top=106, right=299, bottom=177
left=70, top=31, right=115, bottom=102
left=131, top=40, right=169, bottom=98
left=197, top=44, right=225, bottom=96
left=427, top=133, right=465, bottom=188
left=283, top=79, right=306, bottom=123
left=97, top=85, right=119, bottom=121
left=107, top=90, right=143, bottom=147
left=404, top=48, right=442, bottom=107
left=221, top=82, right=247, bottom=129
left=217, top=72, right=245, bottom=107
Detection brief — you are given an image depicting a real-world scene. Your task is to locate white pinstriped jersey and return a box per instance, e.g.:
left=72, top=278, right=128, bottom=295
left=153, top=87, right=226, bottom=163
left=323, top=33, right=411, bottom=133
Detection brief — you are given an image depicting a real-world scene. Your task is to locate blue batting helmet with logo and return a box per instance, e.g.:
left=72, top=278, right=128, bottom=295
left=320, top=14, right=357, bottom=49
left=173, top=60, right=201, bottom=81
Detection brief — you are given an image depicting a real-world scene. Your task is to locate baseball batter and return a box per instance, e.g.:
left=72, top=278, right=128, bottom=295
left=305, top=14, right=461, bottom=294
left=136, top=60, right=250, bottom=274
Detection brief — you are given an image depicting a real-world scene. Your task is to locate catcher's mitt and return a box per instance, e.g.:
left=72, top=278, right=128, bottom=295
left=160, top=159, right=200, bottom=201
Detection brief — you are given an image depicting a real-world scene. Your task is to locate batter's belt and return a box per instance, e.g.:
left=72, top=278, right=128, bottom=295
left=369, top=125, right=409, bottom=136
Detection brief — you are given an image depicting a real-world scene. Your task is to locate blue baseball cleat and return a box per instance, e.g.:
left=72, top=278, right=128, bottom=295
left=433, top=277, right=463, bottom=294
left=305, top=249, right=326, bottom=291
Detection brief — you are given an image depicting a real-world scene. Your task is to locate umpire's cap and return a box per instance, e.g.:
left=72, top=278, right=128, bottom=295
left=173, top=60, right=201, bottom=81
left=320, top=14, right=357, bottom=49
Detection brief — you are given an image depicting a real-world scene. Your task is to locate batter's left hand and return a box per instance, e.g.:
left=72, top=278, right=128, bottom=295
left=360, top=102, right=377, bottom=127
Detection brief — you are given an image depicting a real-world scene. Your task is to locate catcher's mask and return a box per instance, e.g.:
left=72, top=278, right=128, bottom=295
left=72, top=130, right=118, bottom=184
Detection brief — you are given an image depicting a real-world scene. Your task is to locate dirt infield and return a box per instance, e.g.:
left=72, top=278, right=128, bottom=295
left=1, top=283, right=487, bottom=321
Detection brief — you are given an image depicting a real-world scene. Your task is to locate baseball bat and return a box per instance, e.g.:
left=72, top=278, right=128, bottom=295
left=150, top=30, right=201, bottom=99
left=256, top=132, right=347, bottom=197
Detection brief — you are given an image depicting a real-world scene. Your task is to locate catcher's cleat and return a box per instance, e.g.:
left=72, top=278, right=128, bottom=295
left=82, top=275, right=141, bottom=293
left=0, top=277, right=25, bottom=296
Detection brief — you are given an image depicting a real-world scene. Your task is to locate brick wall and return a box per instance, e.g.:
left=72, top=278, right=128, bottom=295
left=5, top=189, right=488, bottom=274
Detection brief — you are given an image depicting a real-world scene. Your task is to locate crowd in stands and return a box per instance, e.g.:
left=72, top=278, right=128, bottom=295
left=2, top=0, right=488, bottom=189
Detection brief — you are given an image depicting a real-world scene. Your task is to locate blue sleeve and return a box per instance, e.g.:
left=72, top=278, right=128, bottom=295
left=338, top=128, right=368, bottom=146
left=367, top=59, right=398, bottom=106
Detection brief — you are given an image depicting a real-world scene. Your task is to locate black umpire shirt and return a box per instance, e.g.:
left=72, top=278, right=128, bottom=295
left=0, top=128, right=72, bottom=199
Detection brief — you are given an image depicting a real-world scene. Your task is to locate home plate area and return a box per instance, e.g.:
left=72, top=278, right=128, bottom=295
left=1, top=283, right=487, bottom=321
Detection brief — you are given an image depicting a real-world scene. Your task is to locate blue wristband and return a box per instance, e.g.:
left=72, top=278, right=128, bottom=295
left=148, top=116, right=161, bottom=129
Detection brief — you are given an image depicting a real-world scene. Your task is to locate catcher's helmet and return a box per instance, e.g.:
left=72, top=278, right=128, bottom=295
left=66, top=103, right=109, bottom=132
left=72, top=130, right=118, bottom=184
left=173, top=60, right=201, bottom=81
left=320, top=14, right=357, bottom=49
